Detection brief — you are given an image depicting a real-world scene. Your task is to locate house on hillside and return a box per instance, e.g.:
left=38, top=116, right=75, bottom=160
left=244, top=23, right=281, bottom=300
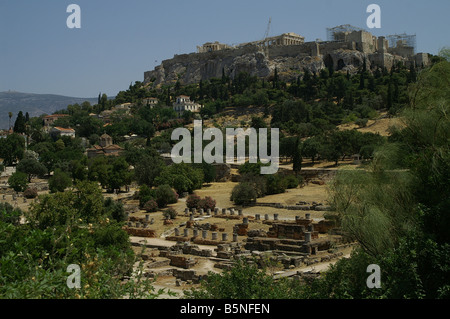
left=50, top=127, right=76, bottom=139
left=173, top=95, right=202, bottom=117
left=142, top=97, right=159, bottom=108
left=43, top=114, right=69, bottom=127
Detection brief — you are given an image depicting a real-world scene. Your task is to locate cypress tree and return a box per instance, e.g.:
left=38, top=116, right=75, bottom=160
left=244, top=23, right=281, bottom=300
left=13, top=111, right=26, bottom=134
left=387, top=80, right=393, bottom=109
left=359, top=73, right=365, bottom=90
left=293, top=137, right=302, bottom=174
left=273, top=68, right=279, bottom=89
left=368, top=76, right=375, bottom=92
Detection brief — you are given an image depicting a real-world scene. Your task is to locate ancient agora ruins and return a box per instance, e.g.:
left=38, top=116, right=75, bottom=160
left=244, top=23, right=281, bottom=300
left=123, top=200, right=353, bottom=294
left=144, top=24, right=430, bottom=88
left=96, top=164, right=355, bottom=296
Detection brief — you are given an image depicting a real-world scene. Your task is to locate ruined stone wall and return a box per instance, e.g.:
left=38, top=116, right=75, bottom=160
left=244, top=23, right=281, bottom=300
left=268, top=43, right=315, bottom=58
left=388, top=46, right=415, bottom=58
left=319, top=41, right=355, bottom=56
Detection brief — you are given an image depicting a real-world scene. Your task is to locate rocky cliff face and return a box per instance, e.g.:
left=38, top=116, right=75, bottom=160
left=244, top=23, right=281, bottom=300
left=144, top=44, right=371, bottom=87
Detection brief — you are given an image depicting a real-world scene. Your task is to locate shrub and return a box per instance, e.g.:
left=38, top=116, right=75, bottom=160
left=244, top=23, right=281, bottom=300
left=284, top=175, right=299, bottom=189
left=155, top=184, right=177, bottom=208
left=163, top=208, right=178, bottom=220
left=230, top=182, right=257, bottom=206
left=238, top=162, right=263, bottom=176
left=240, top=173, right=267, bottom=198
left=355, top=118, right=369, bottom=128
left=23, top=187, right=38, bottom=199
left=104, top=197, right=127, bottom=222
left=186, top=194, right=201, bottom=209
left=172, top=174, right=193, bottom=194
left=198, top=196, right=216, bottom=211
left=143, top=200, right=158, bottom=213
left=265, top=174, right=287, bottom=195
left=139, top=185, right=156, bottom=208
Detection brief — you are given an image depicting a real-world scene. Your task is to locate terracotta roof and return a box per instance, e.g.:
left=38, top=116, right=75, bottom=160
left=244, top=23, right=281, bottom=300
left=103, top=144, right=123, bottom=150
left=44, top=114, right=68, bottom=118
left=53, top=127, right=75, bottom=132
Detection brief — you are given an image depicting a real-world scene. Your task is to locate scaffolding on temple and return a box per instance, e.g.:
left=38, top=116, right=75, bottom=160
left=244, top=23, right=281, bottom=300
left=326, top=24, right=365, bottom=42
left=386, top=33, right=416, bottom=51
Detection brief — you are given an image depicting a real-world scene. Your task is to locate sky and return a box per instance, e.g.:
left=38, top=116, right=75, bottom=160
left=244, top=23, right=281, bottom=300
left=1, top=0, right=449, bottom=98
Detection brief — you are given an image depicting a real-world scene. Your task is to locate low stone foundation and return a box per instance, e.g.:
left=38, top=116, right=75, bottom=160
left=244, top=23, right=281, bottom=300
left=124, top=227, right=157, bottom=238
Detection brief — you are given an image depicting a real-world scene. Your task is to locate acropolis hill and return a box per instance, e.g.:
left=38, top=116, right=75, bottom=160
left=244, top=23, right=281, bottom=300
left=144, top=25, right=430, bottom=87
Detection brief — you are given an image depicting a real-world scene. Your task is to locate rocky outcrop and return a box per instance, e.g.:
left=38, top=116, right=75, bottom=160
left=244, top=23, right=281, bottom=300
left=144, top=44, right=374, bottom=87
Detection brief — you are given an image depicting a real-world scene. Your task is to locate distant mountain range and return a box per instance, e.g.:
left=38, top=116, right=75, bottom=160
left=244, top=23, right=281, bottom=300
left=0, top=91, right=99, bottom=130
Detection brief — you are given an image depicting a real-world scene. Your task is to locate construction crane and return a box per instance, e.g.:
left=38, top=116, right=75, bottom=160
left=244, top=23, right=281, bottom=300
left=263, top=17, right=272, bottom=42
left=262, top=18, right=272, bottom=55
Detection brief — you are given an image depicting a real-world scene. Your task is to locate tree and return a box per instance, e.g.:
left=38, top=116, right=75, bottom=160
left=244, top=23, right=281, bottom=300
left=1, top=180, right=165, bottom=299
left=104, top=197, right=127, bottom=222
left=0, top=202, right=22, bottom=225
left=155, top=184, right=177, bottom=208
left=199, top=162, right=216, bottom=184
left=48, top=168, right=72, bottom=193
left=273, top=67, right=279, bottom=89
left=184, top=257, right=300, bottom=299
left=387, top=80, right=393, bottom=110
left=265, top=174, right=287, bottom=195
left=155, top=163, right=204, bottom=194
left=302, top=137, right=320, bottom=164
left=8, top=112, right=13, bottom=129
left=250, top=116, right=266, bottom=130
left=13, top=111, right=26, bottom=134
left=88, top=156, right=111, bottom=188
left=70, top=159, right=88, bottom=181
left=16, top=158, right=48, bottom=182
left=106, top=157, right=133, bottom=192
left=8, top=171, right=28, bottom=192
left=0, top=133, right=25, bottom=166
left=101, top=93, right=108, bottom=108
left=358, top=73, right=365, bottom=90
left=138, top=184, right=156, bottom=208
left=134, top=154, right=164, bottom=186
left=230, top=182, right=257, bottom=206
left=323, top=61, right=450, bottom=298
left=292, top=137, right=302, bottom=173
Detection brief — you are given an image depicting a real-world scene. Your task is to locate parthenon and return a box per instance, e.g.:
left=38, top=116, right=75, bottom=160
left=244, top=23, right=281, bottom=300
left=197, top=32, right=305, bottom=53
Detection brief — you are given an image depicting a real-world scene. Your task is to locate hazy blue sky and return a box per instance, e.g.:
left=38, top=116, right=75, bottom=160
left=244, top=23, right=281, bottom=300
left=1, top=0, right=449, bottom=98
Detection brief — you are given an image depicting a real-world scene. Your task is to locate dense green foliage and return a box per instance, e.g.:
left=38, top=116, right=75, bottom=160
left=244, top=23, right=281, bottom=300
left=185, top=257, right=303, bottom=299
left=0, top=182, right=166, bottom=298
